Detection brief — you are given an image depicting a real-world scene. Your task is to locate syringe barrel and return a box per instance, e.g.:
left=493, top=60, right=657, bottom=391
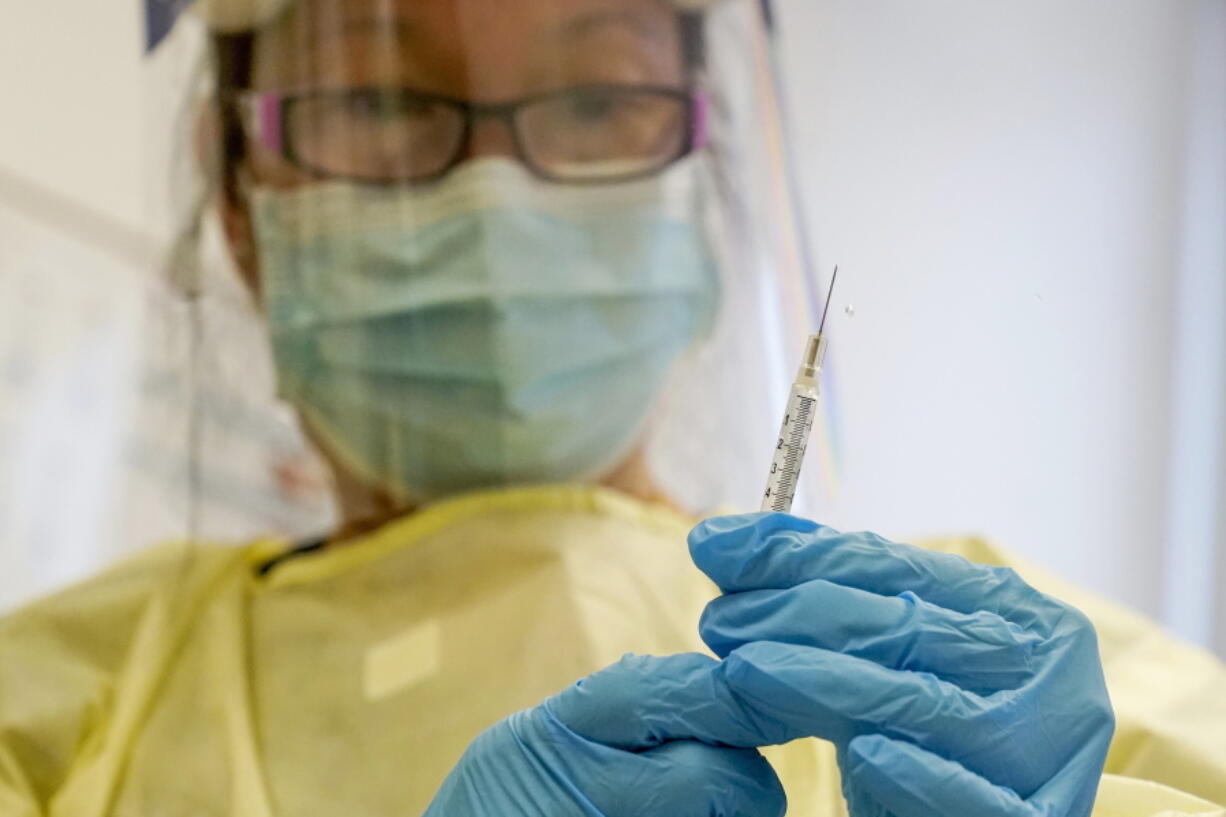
left=760, top=379, right=821, bottom=514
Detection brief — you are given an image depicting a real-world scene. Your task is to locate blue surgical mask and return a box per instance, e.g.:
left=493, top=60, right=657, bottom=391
left=251, top=158, right=720, bottom=500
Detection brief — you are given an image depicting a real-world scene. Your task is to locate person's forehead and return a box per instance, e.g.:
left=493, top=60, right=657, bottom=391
left=272, top=0, right=679, bottom=44
left=197, top=0, right=714, bottom=29
left=253, top=0, right=685, bottom=92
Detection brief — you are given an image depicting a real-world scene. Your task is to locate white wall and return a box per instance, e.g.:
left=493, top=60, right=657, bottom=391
left=1160, top=0, right=1226, bottom=657
left=776, top=0, right=1220, bottom=637
left=0, top=2, right=147, bottom=235
left=0, top=2, right=151, bottom=606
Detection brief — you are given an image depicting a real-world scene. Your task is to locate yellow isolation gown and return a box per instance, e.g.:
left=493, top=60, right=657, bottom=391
left=0, top=485, right=1222, bottom=816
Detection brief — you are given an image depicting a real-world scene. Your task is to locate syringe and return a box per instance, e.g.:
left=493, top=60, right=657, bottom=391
left=760, top=267, right=838, bottom=514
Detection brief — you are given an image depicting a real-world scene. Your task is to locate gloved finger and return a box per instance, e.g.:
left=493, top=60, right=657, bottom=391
left=700, top=580, right=1039, bottom=694
left=689, top=513, right=1058, bottom=631
left=721, top=641, right=988, bottom=750
left=595, top=740, right=787, bottom=817
left=838, top=744, right=899, bottom=817
left=550, top=647, right=987, bottom=758
left=843, top=734, right=1031, bottom=817
left=547, top=652, right=799, bottom=749
left=477, top=706, right=785, bottom=816
left=842, top=781, right=897, bottom=817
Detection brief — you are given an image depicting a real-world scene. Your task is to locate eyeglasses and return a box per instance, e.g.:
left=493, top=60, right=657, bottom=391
left=237, top=83, right=708, bottom=186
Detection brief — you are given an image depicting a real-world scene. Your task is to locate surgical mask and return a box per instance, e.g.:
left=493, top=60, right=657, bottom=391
left=251, top=158, right=720, bottom=500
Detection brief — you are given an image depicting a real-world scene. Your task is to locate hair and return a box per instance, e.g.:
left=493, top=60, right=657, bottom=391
left=211, top=32, right=256, bottom=205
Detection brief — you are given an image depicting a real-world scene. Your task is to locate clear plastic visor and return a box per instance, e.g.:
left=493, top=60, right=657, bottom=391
left=172, top=0, right=824, bottom=538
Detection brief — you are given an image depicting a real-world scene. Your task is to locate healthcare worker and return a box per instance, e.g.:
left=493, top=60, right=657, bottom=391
left=1, top=1, right=1224, bottom=815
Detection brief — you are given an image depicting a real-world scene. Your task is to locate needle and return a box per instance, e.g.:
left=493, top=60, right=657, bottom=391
left=817, top=265, right=840, bottom=336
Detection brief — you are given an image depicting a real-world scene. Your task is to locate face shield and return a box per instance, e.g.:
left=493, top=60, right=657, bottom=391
left=158, top=0, right=830, bottom=537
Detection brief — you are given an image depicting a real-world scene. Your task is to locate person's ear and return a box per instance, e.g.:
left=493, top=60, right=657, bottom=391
left=195, top=98, right=262, bottom=298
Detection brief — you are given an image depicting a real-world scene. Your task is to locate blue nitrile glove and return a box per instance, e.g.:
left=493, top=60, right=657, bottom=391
left=688, top=512, right=1115, bottom=817
left=423, top=653, right=788, bottom=817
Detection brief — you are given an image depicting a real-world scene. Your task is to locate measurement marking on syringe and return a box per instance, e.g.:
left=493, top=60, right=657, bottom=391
left=764, top=390, right=818, bottom=513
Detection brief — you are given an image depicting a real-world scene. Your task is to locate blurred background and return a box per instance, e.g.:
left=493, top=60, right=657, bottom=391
left=0, top=0, right=1223, bottom=657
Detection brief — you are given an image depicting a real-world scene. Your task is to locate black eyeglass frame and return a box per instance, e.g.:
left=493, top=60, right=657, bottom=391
left=237, top=83, right=709, bottom=187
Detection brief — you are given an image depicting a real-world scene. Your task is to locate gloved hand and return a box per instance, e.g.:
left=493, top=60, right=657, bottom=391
left=688, top=512, right=1116, bottom=817
left=423, top=653, right=788, bottom=817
